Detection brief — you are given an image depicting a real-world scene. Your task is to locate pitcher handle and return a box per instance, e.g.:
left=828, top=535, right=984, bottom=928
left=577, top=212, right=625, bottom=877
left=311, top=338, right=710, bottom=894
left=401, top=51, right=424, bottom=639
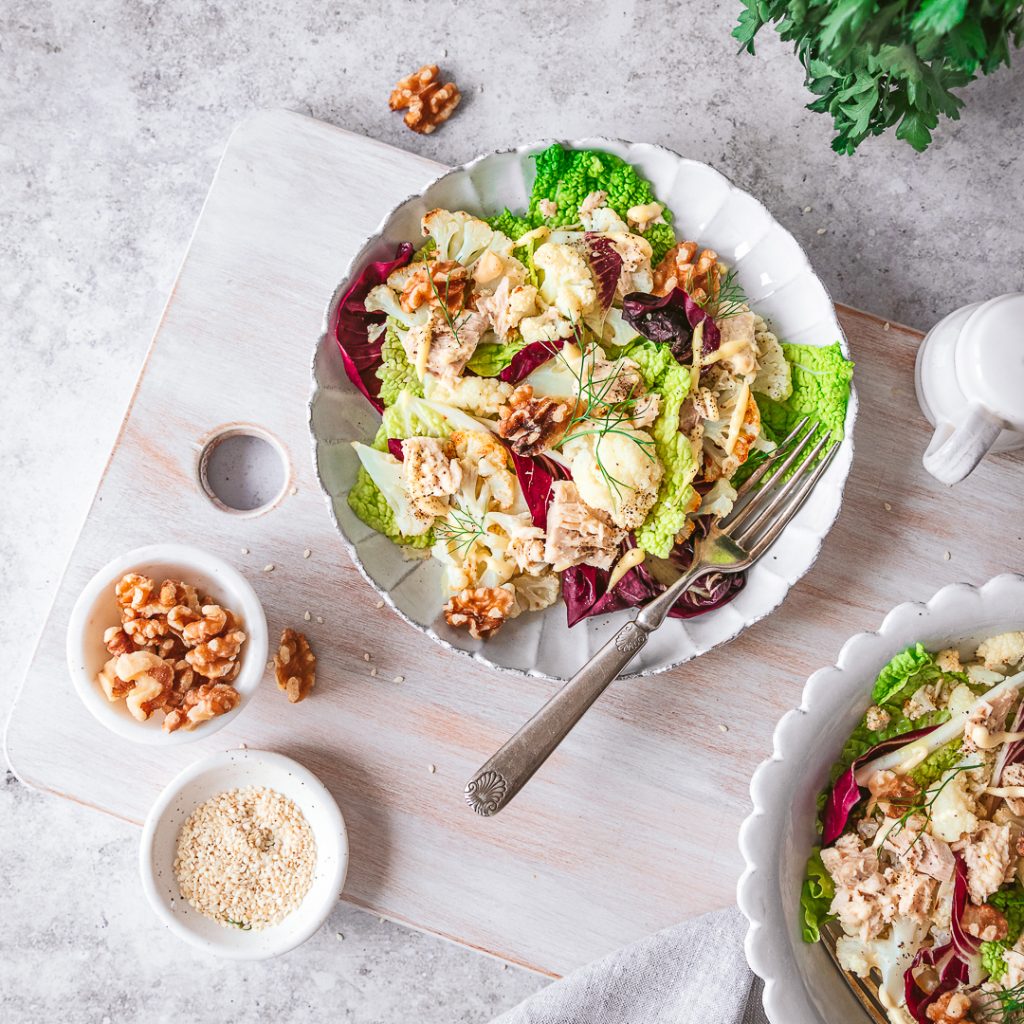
left=923, top=405, right=1002, bottom=486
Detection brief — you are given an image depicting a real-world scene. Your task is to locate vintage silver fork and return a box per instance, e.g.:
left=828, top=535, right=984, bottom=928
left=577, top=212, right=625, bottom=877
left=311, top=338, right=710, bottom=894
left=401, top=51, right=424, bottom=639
left=819, top=920, right=889, bottom=1024
left=465, top=416, right=839, bottom=816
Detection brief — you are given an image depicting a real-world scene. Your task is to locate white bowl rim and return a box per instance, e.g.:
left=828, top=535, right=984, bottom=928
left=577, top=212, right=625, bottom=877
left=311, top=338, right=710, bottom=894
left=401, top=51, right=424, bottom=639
left=65, top=542, right=269, bottom=744
left=138, top=747, right=349, bottom=960
left=309, top=136, right=858, bottom=681
left=736, top=572, right=1024, bottom=1024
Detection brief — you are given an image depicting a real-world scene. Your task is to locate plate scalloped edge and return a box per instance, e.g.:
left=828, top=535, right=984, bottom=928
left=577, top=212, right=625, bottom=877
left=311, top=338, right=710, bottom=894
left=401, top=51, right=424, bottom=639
left=309, top=135, right=858, bottom=681
left=737, top=572, right=1024, bottom=1024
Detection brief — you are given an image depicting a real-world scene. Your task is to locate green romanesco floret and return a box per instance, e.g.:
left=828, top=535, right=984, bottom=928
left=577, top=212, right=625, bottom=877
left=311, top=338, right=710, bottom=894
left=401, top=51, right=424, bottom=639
left=982, top=940, right=1009, bottom=983
left=621, top=340, right=697, bottom=558
left=981, top=886, right=1024, bottom=982
left=758, top=341, right=854, bottom=454
left=376, top=320, right=423, bottom=407
left=487, top=208, right=532, bottom=241
left=526, top=144, right=677, bottom=263
left=347, top=426, right=433, bottom=548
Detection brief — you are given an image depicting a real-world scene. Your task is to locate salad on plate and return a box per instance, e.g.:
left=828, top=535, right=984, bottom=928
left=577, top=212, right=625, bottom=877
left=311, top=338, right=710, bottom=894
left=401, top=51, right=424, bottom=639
left=803, top=632, right=1024, bottom=1024
left=335, top=144, right=853, bottom=640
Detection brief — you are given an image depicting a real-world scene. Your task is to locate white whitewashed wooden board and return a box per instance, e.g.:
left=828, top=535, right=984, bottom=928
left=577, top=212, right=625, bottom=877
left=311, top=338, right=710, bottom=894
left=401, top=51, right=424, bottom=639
left=7, top=109, right=1024, bottom=977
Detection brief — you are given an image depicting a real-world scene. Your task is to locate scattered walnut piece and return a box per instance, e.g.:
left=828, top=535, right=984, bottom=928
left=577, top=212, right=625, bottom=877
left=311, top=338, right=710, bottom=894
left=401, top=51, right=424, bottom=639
left=275, top=629, right=317, bottom=704
left=961, top=902, right=1009, bottom=942
left=496, top=384, right=574, bottom=456
left=925, top=990, right=972, bottom=1023
left=652, top=241, right=720, bottom=304
left=388, top=64, right=461, bottom=134
left=400, top=260, right=470, bottom=315
left=444, top=586, right=515, bottom=640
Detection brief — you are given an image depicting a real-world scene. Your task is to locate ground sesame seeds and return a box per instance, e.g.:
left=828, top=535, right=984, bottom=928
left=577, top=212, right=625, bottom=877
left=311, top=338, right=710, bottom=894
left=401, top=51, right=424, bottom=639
left=174, top=786, right=316, bottom=931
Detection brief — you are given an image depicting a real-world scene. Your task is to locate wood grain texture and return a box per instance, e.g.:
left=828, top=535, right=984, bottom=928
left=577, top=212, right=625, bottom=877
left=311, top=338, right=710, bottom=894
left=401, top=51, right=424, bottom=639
left=7, top=110, right=1023, bottom=976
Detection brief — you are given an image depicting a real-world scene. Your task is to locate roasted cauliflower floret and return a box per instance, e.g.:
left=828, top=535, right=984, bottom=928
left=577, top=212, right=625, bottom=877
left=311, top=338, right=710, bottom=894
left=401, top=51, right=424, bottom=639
left=751, top=323, right=793, bottom=402
left=421, top=208, right=509, bottom=267
left=423, top=374, right=513, bottom=418
left=976, top=632, right=1024, bottom=671
left=533, top=241, right=597, bottom=322
left=562, top=427, right=663, bottom=530
left=401, top=437, right=462, bottom=519
left=451, top=429, right=517, bottom=511
left=519, top=306, right=575, bottom=345
left=543, top=480, right=626, bottom=572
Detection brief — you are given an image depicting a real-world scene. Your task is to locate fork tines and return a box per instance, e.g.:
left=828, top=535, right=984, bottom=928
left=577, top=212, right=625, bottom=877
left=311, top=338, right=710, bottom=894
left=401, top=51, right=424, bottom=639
left=721, top=418, right=839, bottom=560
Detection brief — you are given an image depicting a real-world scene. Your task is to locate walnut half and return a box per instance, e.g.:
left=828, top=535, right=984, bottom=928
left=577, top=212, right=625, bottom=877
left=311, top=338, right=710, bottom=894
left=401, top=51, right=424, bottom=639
left=496, top=384, right=573, bottom=457
left=275, top=629, right=317, bottom=704
left=388, top=64, right=461, bottom=135
left=444, top=586, right=515, bottom=640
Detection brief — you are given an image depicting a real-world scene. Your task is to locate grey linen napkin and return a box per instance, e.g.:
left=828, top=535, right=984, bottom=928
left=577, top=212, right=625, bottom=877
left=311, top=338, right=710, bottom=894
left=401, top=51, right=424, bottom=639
left=491, top=907, right=768, bottom=1024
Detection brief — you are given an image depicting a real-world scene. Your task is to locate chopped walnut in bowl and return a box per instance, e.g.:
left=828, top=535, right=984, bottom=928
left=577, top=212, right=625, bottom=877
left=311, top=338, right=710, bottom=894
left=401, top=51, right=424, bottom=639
left=67, top=545, right=268, bottom=744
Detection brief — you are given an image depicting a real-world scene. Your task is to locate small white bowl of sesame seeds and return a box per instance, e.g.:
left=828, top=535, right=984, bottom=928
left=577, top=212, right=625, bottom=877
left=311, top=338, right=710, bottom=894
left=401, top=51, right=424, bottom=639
left=140, top=748, right=348, bottom=959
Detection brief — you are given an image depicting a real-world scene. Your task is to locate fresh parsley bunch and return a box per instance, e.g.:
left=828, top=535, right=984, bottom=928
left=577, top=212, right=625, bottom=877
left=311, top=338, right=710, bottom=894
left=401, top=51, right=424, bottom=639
left=734, top=1, right=1024, bottom=153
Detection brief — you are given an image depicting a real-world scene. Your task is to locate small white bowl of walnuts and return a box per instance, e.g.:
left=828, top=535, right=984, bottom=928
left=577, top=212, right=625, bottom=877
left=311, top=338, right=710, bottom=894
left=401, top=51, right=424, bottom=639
left=67, top=543, right=268, bottom=743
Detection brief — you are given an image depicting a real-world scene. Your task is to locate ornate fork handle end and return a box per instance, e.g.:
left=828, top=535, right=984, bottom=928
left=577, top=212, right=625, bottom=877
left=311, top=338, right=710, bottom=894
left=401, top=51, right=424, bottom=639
left=465, top=769, right=509, bottom=816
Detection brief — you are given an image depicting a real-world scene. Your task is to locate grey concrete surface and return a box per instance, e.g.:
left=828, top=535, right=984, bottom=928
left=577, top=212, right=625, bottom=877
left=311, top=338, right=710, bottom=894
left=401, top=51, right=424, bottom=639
left=2, top=1, right=1022, bottom=1021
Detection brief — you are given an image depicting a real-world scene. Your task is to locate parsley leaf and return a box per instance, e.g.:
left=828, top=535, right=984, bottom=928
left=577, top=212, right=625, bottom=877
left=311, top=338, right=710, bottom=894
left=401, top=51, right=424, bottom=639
left=733, top=0, right=1024, bottom=153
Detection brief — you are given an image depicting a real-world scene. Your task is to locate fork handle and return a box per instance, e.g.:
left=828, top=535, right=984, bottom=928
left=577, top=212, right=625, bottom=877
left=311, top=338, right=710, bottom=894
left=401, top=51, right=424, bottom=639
left=465, top=565, right=706, bottom=817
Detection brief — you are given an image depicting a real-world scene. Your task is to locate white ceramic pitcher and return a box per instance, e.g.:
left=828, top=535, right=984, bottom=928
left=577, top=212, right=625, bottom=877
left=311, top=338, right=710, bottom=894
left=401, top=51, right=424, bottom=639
left=915, top=293, right=1024, bottom=485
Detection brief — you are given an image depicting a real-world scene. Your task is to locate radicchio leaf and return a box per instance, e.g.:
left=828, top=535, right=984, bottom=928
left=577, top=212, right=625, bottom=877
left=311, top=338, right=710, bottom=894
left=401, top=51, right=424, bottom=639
left=386, top=438, right=405, bottom=461
left=561, top=521, right=746, bottom=628
left=823, top=725, right=941, bottom=844
left=584, top=233, right=623, bottom=314
left=904, top=858, right=972, bottom=1023
left=332, top=242, right=414, bottom=412
left=508, top=448, right=560, bottom=529
left=622, top=288, right=721, bottom=364
left=499, top=339, right=567, bottom=384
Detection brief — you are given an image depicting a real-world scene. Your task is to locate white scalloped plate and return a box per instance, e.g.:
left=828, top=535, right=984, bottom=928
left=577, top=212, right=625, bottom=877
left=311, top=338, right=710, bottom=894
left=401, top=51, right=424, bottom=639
left=737, top=573, right=1024, bottom=1024
left=310, top=138, right=857, bottom=680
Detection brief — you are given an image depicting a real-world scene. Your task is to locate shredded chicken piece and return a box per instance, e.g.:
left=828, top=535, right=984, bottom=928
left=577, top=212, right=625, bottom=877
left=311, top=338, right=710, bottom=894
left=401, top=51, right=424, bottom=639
left=954, top=821, right=1015, bottom=903
left=543, top=480, right=625, bottom=572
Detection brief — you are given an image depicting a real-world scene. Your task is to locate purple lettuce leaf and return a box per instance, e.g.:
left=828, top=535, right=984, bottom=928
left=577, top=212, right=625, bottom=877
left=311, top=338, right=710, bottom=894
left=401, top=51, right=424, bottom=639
left=386, top=438, right=405, bottom=461
left=584, top=233, right=623, bottom=314
left=332, top=242, right=414, bottom=412
left=622, top=288, right=721, bottom=364
left=823, top=725, right=941, bottom=844
left=562, top=521, right=745, bottom=628
left=499, top=339, right=567, bottom=384
left=507, top=448, right=561, bottom=529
